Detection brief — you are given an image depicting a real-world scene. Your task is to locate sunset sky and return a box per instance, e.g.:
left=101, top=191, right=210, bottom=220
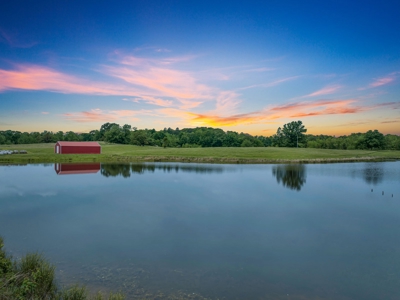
left=1, top=0, right=399, bottom=136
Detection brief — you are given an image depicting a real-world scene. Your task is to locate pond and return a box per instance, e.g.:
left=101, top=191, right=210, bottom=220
left=0, top=162, right=400, bottom=299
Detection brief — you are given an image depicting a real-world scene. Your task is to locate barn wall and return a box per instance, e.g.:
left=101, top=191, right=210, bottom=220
left=61, top=146, right=101, bottom=154
left=54, top=143, right=60, bottom=153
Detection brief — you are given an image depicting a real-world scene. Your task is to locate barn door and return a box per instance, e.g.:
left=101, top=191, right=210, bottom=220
left=56, top=145, right=60, bottom=153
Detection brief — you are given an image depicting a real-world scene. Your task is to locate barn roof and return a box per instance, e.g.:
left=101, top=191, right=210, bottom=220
left=57, top=141, right=101, bottom=147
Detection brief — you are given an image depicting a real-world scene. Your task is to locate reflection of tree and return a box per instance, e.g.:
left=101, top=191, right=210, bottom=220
left=101, top=164, right=132, bottom=178
left=131, top=164, right=155, bottom=174
left=363, top=164, right=384, bottom=185
left=100, top=163, right=225, bottom=178
left=272, top=164, right=306, bottom=191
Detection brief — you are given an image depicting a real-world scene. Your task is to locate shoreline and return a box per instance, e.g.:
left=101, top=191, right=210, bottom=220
left=1, top=155, right=399, bottom=165
left=1, top=143, right=400, bottom=165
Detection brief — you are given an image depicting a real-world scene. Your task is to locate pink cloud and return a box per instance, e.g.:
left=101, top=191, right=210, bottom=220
left=359, top=72, right=399, bottom=90
left=0, top=62, right=214, bottom=110
left=41, top=112, right=49, bottom=115
left=369, top=77, right=394, bottom=88
left=0, top=64, right=136, bottom=95
left=299, top=85, right=342, bottom=98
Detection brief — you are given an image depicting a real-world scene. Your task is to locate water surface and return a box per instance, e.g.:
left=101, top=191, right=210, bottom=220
left=0, top=162, right=399, bottom=299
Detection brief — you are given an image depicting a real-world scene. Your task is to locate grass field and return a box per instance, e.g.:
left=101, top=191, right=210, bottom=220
left=1, top=142, right=400, bottom=164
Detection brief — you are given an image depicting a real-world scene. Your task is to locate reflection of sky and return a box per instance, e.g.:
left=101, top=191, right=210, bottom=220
left=0, top=162, right=400, bottom=299
left=0, top=2, right=399, bottom=135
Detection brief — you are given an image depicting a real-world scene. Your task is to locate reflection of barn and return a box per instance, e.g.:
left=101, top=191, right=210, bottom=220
left=54, top=141, right=101, bottom=154
left=55, top=163, right=101, bottom=175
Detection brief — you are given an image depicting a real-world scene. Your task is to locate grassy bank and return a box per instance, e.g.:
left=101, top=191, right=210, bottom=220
left=1, top=143, right=400, bottom=164
left=0, top=237, right=124, bottom=300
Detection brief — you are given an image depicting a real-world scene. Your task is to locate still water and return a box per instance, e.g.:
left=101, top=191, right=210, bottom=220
left=0, top=162, right=400, bottom=299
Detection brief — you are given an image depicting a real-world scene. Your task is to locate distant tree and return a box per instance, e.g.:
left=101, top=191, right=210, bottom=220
left=130, top=130, right=149, bottom=146
left=281, top=120, right=307, bottom=147
left=41, top=131, right=54, bottom=143
left=241, top=139, right=253, bottom=147
left=18, top=133, right=36, bottom=144
left=162, top=136, right=169, bottom=148
left=99, top=122, right=120, bottom=140
left=272, top=127, right=285, bottom=147
left=104, top=125, right=125, bottom=144
left=0, top=134, right=6, bottom=144
left=54, top=131, right=65, bottom=141
left=385, top=134, right=400, bottom=150
left=64, top=131, right=81, bottom=141
left=360, top=130, right=386, bottom=150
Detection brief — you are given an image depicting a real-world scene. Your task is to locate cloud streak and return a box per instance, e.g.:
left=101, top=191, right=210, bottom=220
left=63, top=109, right=156, bottom=123
left=297, top=85, right=342, bottom=99
left=0, top=28, right=37, bottom=48
left=157, top=99, right=370, bottom=127
left=360, top=72, right=399, bottom=90
left=237, top=76, right=299, bottom=91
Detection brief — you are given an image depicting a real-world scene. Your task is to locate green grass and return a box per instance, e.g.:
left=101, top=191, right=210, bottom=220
left=1, top=142, right=400, bottom=164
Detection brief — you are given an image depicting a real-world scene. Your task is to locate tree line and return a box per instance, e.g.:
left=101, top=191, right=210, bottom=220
left=0, top=123, right=271, bottom=148
left=0, top=121, right=399, bottom=150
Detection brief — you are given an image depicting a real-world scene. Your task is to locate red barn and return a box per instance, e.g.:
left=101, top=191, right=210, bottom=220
left=54, top=141, right=101, bottom=154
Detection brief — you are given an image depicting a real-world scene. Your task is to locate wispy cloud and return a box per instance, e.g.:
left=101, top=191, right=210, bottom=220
left=237, top=76, right=299, bottom=91
left=0, top=28, right=37, bottom=48
left=63, top=108, right=156, bottom=123
left=129, top=96, right=173, bottom=107
left=297, top=85, right=342, bottom=99
left=41, top=112, right=49, bottom=115
left=381, top=120, right=400, bottom=124
left=370, top=77, right=394, bottom=88
left=360, top=72, right=399, bottom=90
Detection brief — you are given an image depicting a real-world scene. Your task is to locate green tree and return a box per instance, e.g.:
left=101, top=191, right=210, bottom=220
left=272, top=127, right=285, bottom=147
left=64, top=131, right=81, bottom=141
left=130, top=130, right=149, bottom=146
left=104, top=125, right=125, bottom=144
left=281, top=120, right=307, bottom=147
left=241, top=139, right=253, bottom=147
left=360, top=130, right=386, bottom=150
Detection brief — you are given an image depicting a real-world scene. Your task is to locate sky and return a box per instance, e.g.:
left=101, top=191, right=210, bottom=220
left=0, top=0, right=399, bottom=136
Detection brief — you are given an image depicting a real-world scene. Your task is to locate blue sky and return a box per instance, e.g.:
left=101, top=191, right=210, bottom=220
left=0, top=0, right=399, bottom=135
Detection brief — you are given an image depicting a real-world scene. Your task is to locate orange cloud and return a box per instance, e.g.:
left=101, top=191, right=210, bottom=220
left=175, top=99, right=367, bottom=127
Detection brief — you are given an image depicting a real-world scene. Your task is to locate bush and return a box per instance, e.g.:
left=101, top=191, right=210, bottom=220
left=0, top=236, right=125, bottom=300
